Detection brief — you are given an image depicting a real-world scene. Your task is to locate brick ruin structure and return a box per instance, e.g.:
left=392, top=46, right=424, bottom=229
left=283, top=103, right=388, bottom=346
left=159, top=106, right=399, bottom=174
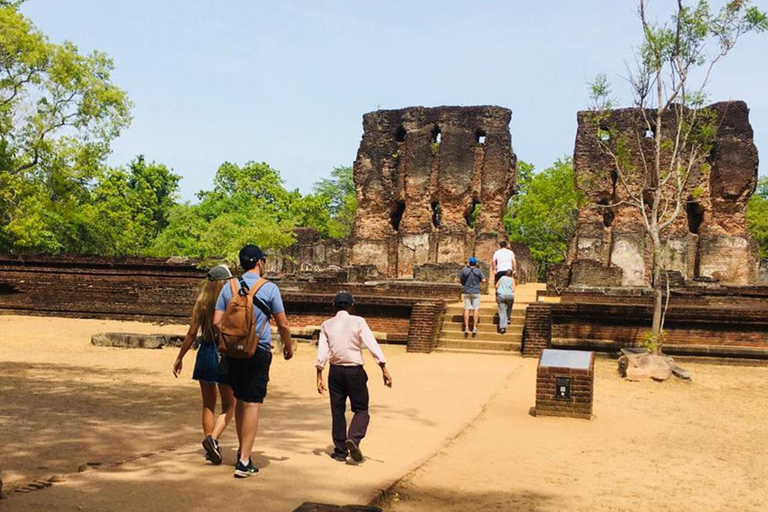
left=525, top=100, right=768, bottom=362
left=349, top=106, right=517, bottom=278
left=568, top=100, right=760, bottom=287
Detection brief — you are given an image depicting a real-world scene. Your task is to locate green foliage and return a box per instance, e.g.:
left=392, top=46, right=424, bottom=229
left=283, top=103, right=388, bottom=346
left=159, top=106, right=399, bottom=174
left=747, top=176, right=768, bottom=258
left=505, top=158, right=584, bottom=277
left=0, top=5, right=132, bottom=253
left=147, top=161, right=297, bottom=260
left=306, top=165, right=356, bottom=239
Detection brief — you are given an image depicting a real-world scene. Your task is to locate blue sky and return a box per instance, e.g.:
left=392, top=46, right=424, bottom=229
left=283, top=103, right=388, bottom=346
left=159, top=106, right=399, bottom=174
left=22, top=0, right=768, bottom=200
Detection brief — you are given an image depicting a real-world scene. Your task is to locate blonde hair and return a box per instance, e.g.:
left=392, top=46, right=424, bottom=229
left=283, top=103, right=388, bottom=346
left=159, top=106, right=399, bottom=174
left=192, top=279, right=225, bottom=342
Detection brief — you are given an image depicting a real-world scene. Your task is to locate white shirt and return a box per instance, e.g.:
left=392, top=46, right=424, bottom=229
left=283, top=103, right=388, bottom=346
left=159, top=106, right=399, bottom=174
left=315, top=310, right=387, bottom=369
left=493, top=247, right=516, bottom=272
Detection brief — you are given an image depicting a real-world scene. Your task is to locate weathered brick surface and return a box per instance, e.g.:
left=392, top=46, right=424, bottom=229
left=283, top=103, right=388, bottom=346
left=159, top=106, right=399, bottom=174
left=350, top=106, right=517, bottom=278
left=406, top=301, right=445, bottom=353
left=569, top=259, right=623, bottom=287
left=535, top=353, right=594, bottom=420
left=0, top=254, right=443, bottom=348
left=522, top=303, right=552, bottom=358
left=569, top=101, right=760, bottom=286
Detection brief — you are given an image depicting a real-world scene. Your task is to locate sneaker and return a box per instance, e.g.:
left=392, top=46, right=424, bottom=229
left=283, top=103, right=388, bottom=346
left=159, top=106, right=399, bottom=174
left=234, top=459, right=259, bottom=478
left=330, top=452, right=347, bottom=462
left=472, top=327, right=479, bottom=334
left=345, top=439, right=363, bottom=462
left=500, top=328, right=506, bottom=334
left=202, top=435, right=223, bottom=465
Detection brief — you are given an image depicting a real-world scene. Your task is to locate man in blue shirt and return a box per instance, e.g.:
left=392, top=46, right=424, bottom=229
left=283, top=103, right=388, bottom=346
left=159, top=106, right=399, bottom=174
left=213, top=244, right=294, bottom=478
left=458, top=256, right=486, bottom=335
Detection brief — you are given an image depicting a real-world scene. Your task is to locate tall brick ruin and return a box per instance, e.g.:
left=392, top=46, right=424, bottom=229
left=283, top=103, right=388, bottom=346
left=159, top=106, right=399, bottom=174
left=349, top=106, right=517, bottom=278
left=569, top=100, right=760, bottom=287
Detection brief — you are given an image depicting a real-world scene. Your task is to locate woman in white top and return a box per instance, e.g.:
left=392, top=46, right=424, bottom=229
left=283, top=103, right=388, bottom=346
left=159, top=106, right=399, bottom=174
left=495, top=269, right=515, bottom=334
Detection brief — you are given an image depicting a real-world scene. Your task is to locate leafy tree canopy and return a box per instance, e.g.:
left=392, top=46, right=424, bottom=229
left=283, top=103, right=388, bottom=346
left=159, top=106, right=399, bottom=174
left=747, top=176, right=768, bottom=258
left=505, top=158, right=584, bottom=276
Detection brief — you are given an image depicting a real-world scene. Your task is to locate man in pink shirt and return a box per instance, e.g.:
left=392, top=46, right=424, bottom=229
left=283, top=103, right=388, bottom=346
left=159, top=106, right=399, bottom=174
left=316, top=292, right=393, bottom=462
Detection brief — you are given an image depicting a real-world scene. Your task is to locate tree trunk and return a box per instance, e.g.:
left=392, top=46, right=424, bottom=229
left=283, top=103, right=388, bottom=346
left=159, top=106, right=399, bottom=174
left=651, top=246, right=663, bottom=355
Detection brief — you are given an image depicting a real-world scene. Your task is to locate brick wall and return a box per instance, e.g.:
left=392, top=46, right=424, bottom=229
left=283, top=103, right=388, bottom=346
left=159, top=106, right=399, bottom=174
left=0, top=254, right=442, bottom=349
left=406, top=301, right=445, bottom=353
left=569, top=259, right=623, bottom=287
left=522, top=303, right=552, bottom=358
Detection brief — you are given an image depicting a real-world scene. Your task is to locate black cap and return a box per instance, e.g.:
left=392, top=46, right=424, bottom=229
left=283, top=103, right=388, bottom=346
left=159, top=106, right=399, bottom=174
left=239, top=245, right=266, bottom=268
left=333, top=291, right=354, bottom=308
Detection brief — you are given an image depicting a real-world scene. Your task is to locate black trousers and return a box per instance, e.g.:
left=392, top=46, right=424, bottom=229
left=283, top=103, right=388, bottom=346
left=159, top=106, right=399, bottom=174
left=328, top=365, right=370, bottom=456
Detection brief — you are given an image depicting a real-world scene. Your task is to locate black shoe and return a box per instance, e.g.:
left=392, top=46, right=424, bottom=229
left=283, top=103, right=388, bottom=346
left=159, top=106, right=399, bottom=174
left=234, top=459, right=258, bottom=478
left=202, top=435, right=222, bottom=465
left=500, top=328, right=506, bottom=334
left=345, top=439, right=363, bottom=462
left=330, top=452, right=347, bottom=462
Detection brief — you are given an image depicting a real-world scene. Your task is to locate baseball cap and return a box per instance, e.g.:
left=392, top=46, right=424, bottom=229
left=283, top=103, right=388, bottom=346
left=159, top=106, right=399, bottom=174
left=468, top=256, right=478, bottom=265
left=239, top=245, right=266, bottom=267
left=207, top=264, right=233, bottom=281
left=333, top=291, right=354, bottom=308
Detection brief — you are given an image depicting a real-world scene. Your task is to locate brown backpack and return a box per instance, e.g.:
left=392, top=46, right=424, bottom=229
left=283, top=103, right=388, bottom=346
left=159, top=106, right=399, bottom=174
left=218, top=277, right=269, bottom=359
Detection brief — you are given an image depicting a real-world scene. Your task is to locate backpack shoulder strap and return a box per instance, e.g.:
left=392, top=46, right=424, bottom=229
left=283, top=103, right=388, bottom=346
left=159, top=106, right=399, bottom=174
left=247, top=277, right=267, bottom=298
left=248, top=278, right=272, bottom=320
left=229, top=278, right=240, bottom=297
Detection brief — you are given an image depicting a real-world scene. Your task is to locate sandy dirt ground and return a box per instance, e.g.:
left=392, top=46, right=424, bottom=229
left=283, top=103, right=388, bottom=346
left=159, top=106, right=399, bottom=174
left=381, top=357, right=768, bottom=512
left=0, top=315, right=514, bottom=511
left=2, top=315, right=768, bottom=511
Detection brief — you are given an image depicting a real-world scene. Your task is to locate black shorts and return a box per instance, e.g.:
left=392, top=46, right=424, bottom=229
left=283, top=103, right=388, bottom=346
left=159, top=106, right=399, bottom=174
left=225, top=349, right=272, bottom=403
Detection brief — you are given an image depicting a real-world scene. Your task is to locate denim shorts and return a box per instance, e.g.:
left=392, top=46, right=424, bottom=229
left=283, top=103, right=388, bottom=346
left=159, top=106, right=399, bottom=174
left=192, top=342, right=230, bottom=385
left=463, top=293, right=481, bottom=310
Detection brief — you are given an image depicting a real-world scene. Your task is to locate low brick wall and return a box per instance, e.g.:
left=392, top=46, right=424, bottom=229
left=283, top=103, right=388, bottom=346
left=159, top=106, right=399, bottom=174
left=0, top=254, right=447, bottom=351
left=522, top=303, right=552, bottom=358
left=525, top=285, right=768, bottom=360
left=406, top=301, right=445, bottom=353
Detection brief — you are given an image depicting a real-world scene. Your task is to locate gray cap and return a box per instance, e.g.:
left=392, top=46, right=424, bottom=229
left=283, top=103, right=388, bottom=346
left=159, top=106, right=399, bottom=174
left=207, top=264, right=233, bottom=281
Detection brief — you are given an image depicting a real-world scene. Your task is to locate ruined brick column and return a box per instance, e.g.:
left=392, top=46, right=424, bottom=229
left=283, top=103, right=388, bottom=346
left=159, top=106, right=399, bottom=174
left=349, top=106, right=517, bottom=278
left=569, top=100, right=760, bottom=286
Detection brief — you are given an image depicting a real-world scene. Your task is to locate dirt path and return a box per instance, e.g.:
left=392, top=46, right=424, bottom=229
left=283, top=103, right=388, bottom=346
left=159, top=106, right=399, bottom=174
left=381, top=357, right=768, bottom=512
left=0, top=315, right=516, bottom=511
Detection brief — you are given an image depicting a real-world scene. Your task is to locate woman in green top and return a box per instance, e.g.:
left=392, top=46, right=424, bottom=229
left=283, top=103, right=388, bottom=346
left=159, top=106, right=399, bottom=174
left=495, top=269, right=515, bottom=334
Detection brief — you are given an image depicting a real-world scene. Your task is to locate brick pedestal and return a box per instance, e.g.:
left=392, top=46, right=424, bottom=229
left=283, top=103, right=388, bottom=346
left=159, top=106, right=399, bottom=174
left=535, top=349, right=594, bottom=420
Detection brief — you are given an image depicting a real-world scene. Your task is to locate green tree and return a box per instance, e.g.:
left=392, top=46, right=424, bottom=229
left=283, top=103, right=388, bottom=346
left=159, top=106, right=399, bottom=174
left=308, top=165, right=356, bottom=238
left=589, top=0, right=767, bottom=353
left=505, top=158, right=584, bottom=278
left=0, top=4, right=131, bottom=252
left=148, top=161, right=296, bottom=260
left=747, top=176, right=768, bottom=258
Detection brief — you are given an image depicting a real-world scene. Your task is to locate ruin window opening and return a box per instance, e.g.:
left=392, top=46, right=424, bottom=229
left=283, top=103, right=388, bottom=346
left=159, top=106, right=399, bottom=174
left=598, top=198, right=614, bottom=227
left=431, top=125, right=442, bottom=144
left=686, top=199, right=704, bottom=234
left=599, top=124, right=611, bottom=142
left=476, top=129, right=486, bottom=145
left=395, top=125, right=406, bottom=142
left=390, top=201, right=406, bottom=231
left=465, top=199, right=481, bottom=228
left=431, top=201, right=441, bottom=228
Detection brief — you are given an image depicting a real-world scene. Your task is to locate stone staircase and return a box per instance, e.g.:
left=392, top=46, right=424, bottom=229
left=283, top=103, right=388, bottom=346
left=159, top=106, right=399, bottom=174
left=435, top=283, right=546, bottom=355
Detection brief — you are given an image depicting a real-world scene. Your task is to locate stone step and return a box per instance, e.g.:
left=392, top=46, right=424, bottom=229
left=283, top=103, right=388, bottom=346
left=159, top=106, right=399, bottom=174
left=441, top=322, right=523, bottom=336
left=439, top=331, right=522, bottom=343
left=434, top=347, right=521, bottom=356
left=444, top=314, right=524, bottom=325
left=442, top=317, right=525, bottom=332
left=444, top=306, right=527, bottom=317
left=438, top=338, right=522, bottom=352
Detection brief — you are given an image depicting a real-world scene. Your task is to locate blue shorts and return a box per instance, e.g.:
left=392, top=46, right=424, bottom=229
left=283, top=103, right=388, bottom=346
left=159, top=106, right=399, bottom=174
left=192, top=342, right=230, bottom=385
